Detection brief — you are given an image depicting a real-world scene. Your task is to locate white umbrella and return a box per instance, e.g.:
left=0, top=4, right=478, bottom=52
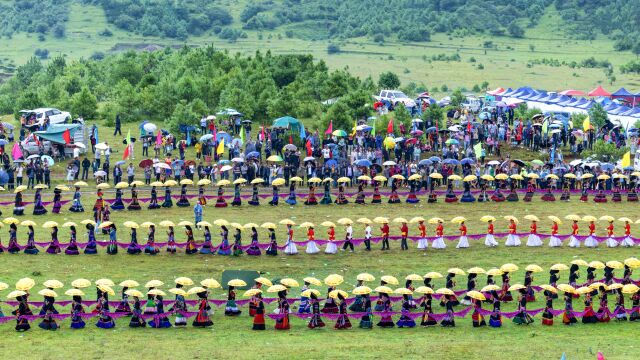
left=143, top=123, right=157, bottom=132
left=27, top=154, right=40, bottom=160
left=95, top=143, right=108, bottom=151
left=487, top=160, right=500, bottom=166
left=220, top=165, right=233, bottom=172
left=231, top=157, right=244, bottom=163
left=94, top=170, right=107, bottom=177
left=153, top=163, right=171, bottom=169
left=303, top=156, right=315, bottom=162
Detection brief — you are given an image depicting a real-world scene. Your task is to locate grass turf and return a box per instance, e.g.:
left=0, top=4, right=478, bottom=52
left=0, top=199, right=638, bottom=359
left=0, top=3, right=636, bottom=95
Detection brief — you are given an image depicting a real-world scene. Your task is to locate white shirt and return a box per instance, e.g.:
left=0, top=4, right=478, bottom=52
left=346, top=225, right=353, bottom=239
left=322, top=148, right=330, bottom=159
left=364, top=226, right=371, bottom=239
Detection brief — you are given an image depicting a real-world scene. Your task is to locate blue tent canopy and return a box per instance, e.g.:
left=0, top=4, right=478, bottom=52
left=34, top=124, right=81, bottom=144
left=501, top=88, right=514, bottom=96
left=609, top=106, right=630, bottom=115
left=612, top=88, right=634, bottom=97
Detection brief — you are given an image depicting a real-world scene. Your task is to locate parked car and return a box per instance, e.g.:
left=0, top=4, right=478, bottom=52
left=461, top=95, right=482, bottom=113
left=19, top=108, right=75, bottom=127
left=374, top=90, right=416, bottom=108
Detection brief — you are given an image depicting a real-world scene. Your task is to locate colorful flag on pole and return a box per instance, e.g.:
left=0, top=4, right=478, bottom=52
left=156, top=131, right=162, bottom=146
left=217, top=138, right=225, bottom=155
left=622, top=151, right=631, bottom=168
left=387, top=119, right=393, bottom=134
left=473, top=142, right=482, bottom=158
left=583, top=116, right=591, bottom=131
left=11, top=142, right=22, bottom=160
left=325, top=120, right=333, bottom=135
left=371, top=119, right=376, bottom=135
left=240, top=124, right=245, bottom=144
left=299, top=124, right=306, bottom=140
left=62, top=129, right=71, bottom=144
left=122, top=129, right=132, bottom=160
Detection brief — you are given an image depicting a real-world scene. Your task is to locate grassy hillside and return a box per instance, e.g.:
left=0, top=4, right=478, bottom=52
left=0, top=2, right=638, bottom=95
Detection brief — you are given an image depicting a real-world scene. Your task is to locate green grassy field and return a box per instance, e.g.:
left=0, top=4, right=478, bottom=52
left=1, top=3, right=637, bottom=94
left=0, top=196, right=638, bottom=360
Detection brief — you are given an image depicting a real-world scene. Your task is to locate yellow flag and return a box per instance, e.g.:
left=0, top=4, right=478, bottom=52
left=583, top=116, right=590, bottom=131
left=622, top=151, right=631, bottom=168
left=216, top=138, right=225, bottom=155
left=351, top=119, right=357, bottom=136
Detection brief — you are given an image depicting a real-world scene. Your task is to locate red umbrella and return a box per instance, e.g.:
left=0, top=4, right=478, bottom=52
left=410, top=130, right=424, bottom=136
left=405, top=138, right=418, bottom=145
left=559, top=89, right=586, bottom=96
left=185, top=160, right=196, bottom=166
left=138, top=159, right=153, bottom=168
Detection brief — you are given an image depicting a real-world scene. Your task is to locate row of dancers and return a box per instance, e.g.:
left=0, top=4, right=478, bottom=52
left=6, top=175, right=636, bottom=218
left=2, top=214, right=640, bottom=256
left=3, top=263, right=640, bottom=332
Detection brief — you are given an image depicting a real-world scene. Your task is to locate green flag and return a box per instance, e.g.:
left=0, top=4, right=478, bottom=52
left=240, top=124, right=245, bottom=144
left=474, top=142, right=482, bottom=158
left=371, top=119, right=376, bottom=135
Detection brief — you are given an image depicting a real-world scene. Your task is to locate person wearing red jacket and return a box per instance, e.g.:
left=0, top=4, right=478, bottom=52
left=605, top=220, right=618, bottom=248
left=380, top=222, right=390, bottom=250
left=400, top=222, right=409, bottom=250
left=505, top=219, right=520, bottom=246
left=432, top=220, right=446, bottom=249
left=526, top=220, right=542, bottom=247
left=456, top=221, right=469, bottom=248
left=585, top=220, right=598, bottom=248
left=548, top=219, right=562, bottom=247
left=568, top=220, right=580, bottom=247
left=417, top=220, right=428, bottom=249
left=621, top=219, right=634, bottom=247
left=484, top=219, right=498, bottom=247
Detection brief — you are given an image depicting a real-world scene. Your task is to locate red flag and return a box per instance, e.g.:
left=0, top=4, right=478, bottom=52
left=467, top=121, right=472, bottom=133
left=289, top=134, right=293, bottom=144
left=261, top=126, right=265, bottom=141
left=324, top=120, right=333, bottom=135
left=213, top=124, right=217, bottom=142
left=34, top=134, right=40, bottom=146
left=123, top=145, right=130, bottom=160
left=387, top=119, right=394, bottom=134
left=305, top=139, right=312, bottom=156
left=62, top=129, right=71, bottom=144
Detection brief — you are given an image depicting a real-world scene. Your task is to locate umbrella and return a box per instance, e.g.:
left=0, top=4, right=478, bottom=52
left=27, top=154, right=40, bottom=160
left=479, top=112, right=491, bottom=120
left=332, top=130, right=348, bottom=137
left=246, top=151, right=260, bottom=159
left=231, top=157, right=244, bottom=163
left=94, top=170, right=107, bottom=177
left=460, top=158, right=475, bottom=165
left=216, top=132, right=232, bottom=143
left=284, top=144, right=297, bottom=151
left=531, top=159, right=545, bottom=166
left=143, top=123, right=157, bottom=132
left=139, top=159, right=153, bottom=168
left=443, top=159, right=459, bottom=166
left=512, top=159, right=526, bottom=167
left=487, top=160, right=500, bottom=166
left=153, top=163, right=170, bottom=170
left=418, top=159, right=432, bottom=166
left=303, top=156, right=315, bottom=162
left=95, top=143, right=108, bottom=151
left=267, top=155, right=283, bottom=162
left=40, top=155, right=54, bottom=166
left=199, top=134, right=214, bottom=142
left=429, top=156, right=441, bottom=162
left=325, top=159, right=337, bottom=167
left=355, top=159, right=372, bottom=167
left=115, top=160, right=126, bottom=166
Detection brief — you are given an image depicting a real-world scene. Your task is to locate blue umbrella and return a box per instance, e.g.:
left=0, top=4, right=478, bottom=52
left=443, top=159, right=460, bottom=166
left=445, top=139, right=459, bottom=145
left=0, top=139, right=8, bottom=145
left=623, top=166, right=634, bottom=171
left=0, top=169, right=7, bottom=185
left=426, top=127, right=437, bottom=133
left=460, top=158, right=475, bottom=165
left=429, top=156, right=441, bottom=163
left=172, top=160, right=184, bottom=166
left=327, top=143, right=338, bottom=149
left=216, top=131, right=232, bottom=144
left=219, top=160, right=230, bottom=165
left=325, top=159, right=338, bottom=167
left=479, top=112, right=491, bottom=120
left=418, top=159, right=433, bottom=166
left=600, top=163, right=614, bottom=171
left=355, top=159, right=372, bottom=167
left=115, top=160, right=126, bottom=166
left=246, top=151, right=260, bottom=159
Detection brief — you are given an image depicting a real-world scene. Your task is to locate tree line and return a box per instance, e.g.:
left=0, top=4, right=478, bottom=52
left=0, top=47, right=378, bottom=132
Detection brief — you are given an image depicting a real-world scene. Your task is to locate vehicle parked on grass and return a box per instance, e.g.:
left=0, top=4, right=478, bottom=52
left=374, top=90, right=417, bottom=109
left=19, top=108, right=76, bottom=128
